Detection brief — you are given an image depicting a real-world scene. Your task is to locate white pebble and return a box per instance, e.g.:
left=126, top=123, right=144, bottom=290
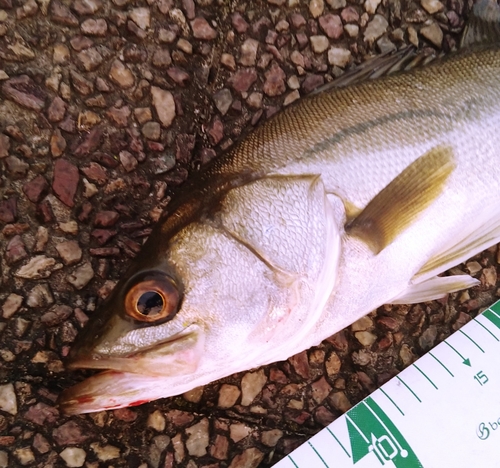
left=59, top=447, right=86, bottom=467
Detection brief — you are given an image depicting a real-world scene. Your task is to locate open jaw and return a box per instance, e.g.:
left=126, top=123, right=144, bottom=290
left=59, top=326, right=205, bottom=415
left=59, top=370, right=165, bottom=415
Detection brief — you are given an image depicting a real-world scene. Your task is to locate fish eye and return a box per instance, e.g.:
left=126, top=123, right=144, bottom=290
left=124, top=272, right=180, bottom=323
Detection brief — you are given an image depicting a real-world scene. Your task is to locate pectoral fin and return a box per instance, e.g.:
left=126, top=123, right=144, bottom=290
left=346, top=146, right=455, bottom=254
left=389, top=275, right=480, bottom=304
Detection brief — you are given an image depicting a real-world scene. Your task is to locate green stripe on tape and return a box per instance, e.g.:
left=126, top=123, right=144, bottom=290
left=490, top=301, right=500, bottom=315
left=483, top=309, right=500, bottom=330
left=346, top=396, right=423, bottom=467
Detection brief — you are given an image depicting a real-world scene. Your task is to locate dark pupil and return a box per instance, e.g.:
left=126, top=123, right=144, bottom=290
left=137, top=291, right=164, bottom=316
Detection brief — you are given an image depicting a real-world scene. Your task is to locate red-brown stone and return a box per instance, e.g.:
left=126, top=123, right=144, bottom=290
left=52, top=159, right=79, bottom=207
left=23, top=175, right=49, bottom=203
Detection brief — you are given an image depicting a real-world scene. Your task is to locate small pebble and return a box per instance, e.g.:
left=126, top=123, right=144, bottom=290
left=326, top=351, right=342, bottom=376
left=147, top=410, right=166, bottom=431
left=351, top=316, right=373, bottom=331
left=221, top=53, right=236, bottom=70
left=53, top=421, right=88, bottom=445
left=283, top=90, right=300, bottom=106
left=419, top=325, right=437, bottom=350
left=14, top=448, right=35, bottom=466
left=327, top=0, right=346, bottom=7
left=287, top=75, right=300, bottom=89
left=2, top=293, right=23, bottom=319
left=239, top=38, right=259, bottom=66
left=27, top=282, right=54, bottom=306
left=377, top=36, right=396, bottom=53
left=191, top=17, right=217, bottom=40
left=52, top=159, right=79, bottom=207
left=364, top=14, right=388, bottom=43
left=408, top=25, right=419, bottom=47
left=142, top=121, right=161, bottom=140
left=59, top=221, right=79, bottom=235
left=421, top=0, right=444, bottom=14
left=481, top=266, right=497, bottom=288
left=365, top=0, right=381, bottom=14
left=53, top=44, right=70, bottom=63
left=309, top=0, right=324, bottom=18
left=344, top=24, right=359, bottom=37
left=55, top=240, right=82, bottom=265
left=420, top=21, right=443, bottom=47
left=263, top=64, right=286, bottom=96
left=15, top=256, right=60, bottom=279
left=90, top=443, right=120, bottom=461
left=151, top=87, right=176, bottom=127
left=246, top=91, right=262, bottom=109
left=109, top=59, right=135, bottom=89
left=59, top=447, right=86, bottom=467
left=129, top=7, right=150, bottom=29
left=329, top=391, right=351, bottom=412
left=399, top=343, right=415, bottom=366
left=355, top=331, right=377, bottom=346
left=231, top=12, right=249, bottom=33
left=310, top=35, right=330, bottom=53
left=311, top=376, right=332, bottom=403
left=261, top=429, right=283, bottom=447
left=81, top=18, right=107, bottom=36
left=241, top=369, right=267, bottom=406
left=466, top=261, right=482, bottom=275
left=73, top=0, right=102, bottom=14
left=229, top=68, right=257, bottom=93
left=229, top=423, right=252, bottom=442
left=67, top=262, right=94, bottom=289
left=0, top=383, right=17, bottom=415
left=318, top=14, right=343, bottom=39
left=228, top=447, right=263, bottom=468
left=119, top=150, right=138, bottom=172
left=185, top=418, right=209, bottom=456
left=328, top=46, right=351, bottom=67
left=218, top=384, right=241, bottom=408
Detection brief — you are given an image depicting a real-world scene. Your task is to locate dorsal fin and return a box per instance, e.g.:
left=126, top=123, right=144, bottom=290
left=460, top=0, right=500, bottom=48
left=310, top=47, right=438, bottom=94
left=345, top=146, right=455, bottom=254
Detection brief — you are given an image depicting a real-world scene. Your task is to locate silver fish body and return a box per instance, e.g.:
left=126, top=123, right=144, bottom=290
left=60, top=44, right=500, bottom=414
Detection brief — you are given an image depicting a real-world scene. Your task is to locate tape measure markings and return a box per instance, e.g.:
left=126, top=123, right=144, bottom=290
left=379, top=388, right=404, bottom=416
left=412, top=364, right=438, bottom=390
left=395, top=376, right=421, bottom=403
left=274, top=300, right=500, bottom=468
left=428, top=352, right=454, bottom=376
left=442, top=339, right=470, bottom=366
left=472, top=317, right=499, bottom=341
left=307, top=440, right=328, bottom=467
left=458, top=328, right=485, bottom=352
left=326, top=426, right=351, bottom=457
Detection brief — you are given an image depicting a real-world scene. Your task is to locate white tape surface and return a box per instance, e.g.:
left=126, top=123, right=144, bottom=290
left=274, top=300, right=500, bottom=468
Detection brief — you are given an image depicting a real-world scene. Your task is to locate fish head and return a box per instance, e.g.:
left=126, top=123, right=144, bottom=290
left=60, top=175, right=342, bottom=414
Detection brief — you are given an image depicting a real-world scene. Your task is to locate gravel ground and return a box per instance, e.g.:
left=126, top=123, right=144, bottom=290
left=1, top=0, right=497, bottom=466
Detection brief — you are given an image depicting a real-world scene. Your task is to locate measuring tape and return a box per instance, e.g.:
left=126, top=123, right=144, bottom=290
left=274, top=300, right=500, bottom=467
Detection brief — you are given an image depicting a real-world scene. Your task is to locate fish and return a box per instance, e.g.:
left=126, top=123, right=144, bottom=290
left=59, top=0, right=500, bottom=414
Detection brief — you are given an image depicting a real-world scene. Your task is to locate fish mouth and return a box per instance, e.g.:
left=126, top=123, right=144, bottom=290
left=65, top=325, right=203, bottom=376
left=59, top=325, right=205, bottom=415
left=59, top=370, right=172, bottom=415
